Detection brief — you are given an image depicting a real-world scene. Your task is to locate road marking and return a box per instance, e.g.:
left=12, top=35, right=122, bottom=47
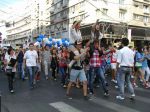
left=49, top=102, right=82, bottom=112
left=91, top=97, right=140, bottom=112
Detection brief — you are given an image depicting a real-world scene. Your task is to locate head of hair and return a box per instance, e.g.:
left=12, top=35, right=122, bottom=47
left=29, top=43, right=34, bottom=46
left=121, top=38, right=129, bottom=46
left=7, top=48, right=13, bottom=55
left=93, top=39, right=99, bottom=44
left=73, top=21, right=77, bottom=25
left=137, top=47, right=143, bottom=53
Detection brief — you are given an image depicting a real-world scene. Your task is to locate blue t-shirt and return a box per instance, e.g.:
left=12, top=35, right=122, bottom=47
left=142, top=54, right=148, bottom=68
left=17, top=51, right=24, bottom=63
left=135, top=52, right=143, bottom=65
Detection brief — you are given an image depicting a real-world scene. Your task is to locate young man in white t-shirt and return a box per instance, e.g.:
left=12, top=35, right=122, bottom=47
left=24, top=43, right=38, bottom=89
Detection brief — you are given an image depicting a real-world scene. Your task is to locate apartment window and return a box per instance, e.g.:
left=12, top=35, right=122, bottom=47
left=57, top=3, right=61, bottom=9
left=119, top=0, right=125, bottom=4
left=133, top=14, right=143, bottom=21
left=96, top=9, right=101, bottom=16
left=102, top=8, right=108, bottom=15
left=70, top=6, right=75, bottom=14
left=80, top=14, right=85, bottom=20
left=143, top=5, right=149, bottom=13
left=41, top=11, right=43, bottom=16
left=119, top=10, right=126, bottom=19
left=143, top=16, right=149, bottom=23
left=46, top=0, right=49, bottom=4
left=75, top=4, right=80, bottom=11
left=80, top=1, right=84, bottom=7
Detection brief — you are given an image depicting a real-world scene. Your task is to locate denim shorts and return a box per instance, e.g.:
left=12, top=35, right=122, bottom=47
left=70, top=69, right=87, bottom=82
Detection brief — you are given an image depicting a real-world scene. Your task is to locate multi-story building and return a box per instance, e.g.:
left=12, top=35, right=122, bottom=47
left=5, top=0, right=150, bottom=47
left=5, top=0, right=47, bottom=46
left=49, top=0, right=150, bottom=45
left=5, top=6, right=32, bottom=46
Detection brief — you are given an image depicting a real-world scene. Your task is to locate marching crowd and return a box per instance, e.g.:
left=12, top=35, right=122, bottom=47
left=0, top=20, right=150, bottom=101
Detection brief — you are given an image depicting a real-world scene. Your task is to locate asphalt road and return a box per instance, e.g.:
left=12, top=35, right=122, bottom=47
left=0, top=71, right=150, bottom=112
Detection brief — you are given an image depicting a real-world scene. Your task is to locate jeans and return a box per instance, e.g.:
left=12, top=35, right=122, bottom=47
left=44, top=61, right=51, bottom=76
left=7, top=72, right=15, bottom=91
left=142, top=67, right=150, bottom=81
left=118, top=67, right=135, bottom=97
left=18, top=63, right=24, bottom=79
left=89, top=67, right=108, bottom=93
left=59, top=67, right=67, bottom=85
left=27, top=66, right=37, bottom=87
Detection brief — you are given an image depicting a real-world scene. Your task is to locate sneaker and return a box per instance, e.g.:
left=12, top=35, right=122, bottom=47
left=84, top=96, right=91, bottom=100
left=104, top=92, right=109, bottom=97
left=116, top=95, right=125, bottom=100
left=96, top=85, right=100, bottom=88
left=46, top=76, right=49, bottom=80
left=10, top=90, right=14, bottom=93
left=54, top=78, right=57, bottom=81
left=130, top=94, right=135, bottom=99
left=133, top=83, right=138, bottom=88
left=66, top=94, right=72, bottom=100
left=111, top=79, right=117, bottom=84
left=76, top=85, right=80, bottom=89
left=63, top=85, right=67, bottom=88
left=145, top=83, right=150, bottom=88
left=131, top=75, right=134, bottom=79
left=24, top=77, right=28, bottom=80
left=89, top=91, right=94, bottom=95
left=115, top=85, right=119, bottom=89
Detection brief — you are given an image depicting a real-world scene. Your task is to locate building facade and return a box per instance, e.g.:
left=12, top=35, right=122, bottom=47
left=5, top=0, right=150, bottom=47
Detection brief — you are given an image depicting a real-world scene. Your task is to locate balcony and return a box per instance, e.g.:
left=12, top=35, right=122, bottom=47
left=119, top=5, right=127, bottom=11
left=51, top=20, right=54, bottom=24
left=143, top=0, right=150, bottom=2
left=62, top=15, right=68, bottom=19
left=50, top=7, right=54, bottom=14
left=62, top=3, right=68, bottom=8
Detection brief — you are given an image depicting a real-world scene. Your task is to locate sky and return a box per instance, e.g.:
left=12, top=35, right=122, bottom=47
left=0, top=0, right=27, bottom=39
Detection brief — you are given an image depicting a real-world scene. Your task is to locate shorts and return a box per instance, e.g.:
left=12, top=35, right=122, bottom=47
left=111, top=63, right=117, bottom=69
left=70, top=69, right=87, bottom=82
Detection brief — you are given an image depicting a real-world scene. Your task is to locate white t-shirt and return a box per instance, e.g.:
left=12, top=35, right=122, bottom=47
left=69, top=27, right=82, bottom=44
left=5, top=53, right=17, bottom=72
left=24, top=50, right=38, bottom=66
left=117, top=47, right=134, bottom=67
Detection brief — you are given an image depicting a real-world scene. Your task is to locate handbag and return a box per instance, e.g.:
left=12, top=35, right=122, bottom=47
left=5, top=69, right=12, bottom=74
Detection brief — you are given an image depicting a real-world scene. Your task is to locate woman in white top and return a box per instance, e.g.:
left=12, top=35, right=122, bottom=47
left=4, top=47, right=17, bottom=93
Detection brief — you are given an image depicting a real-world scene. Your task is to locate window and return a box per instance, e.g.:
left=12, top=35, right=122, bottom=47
left=119, top=0, right=125, bottom=5
left=143, top=16, right=149, bottom=23
left=96, top=9, right=101, bottom=16
left=70, top=6, right=75, bottom=14
left=80, top=1, right=84, bottom=8
left=80, top=14, right=85, bottom=20
left=143, top=5, right=149, bottom=13
left=119, top=10, right=126, bottom=19
left=41, top=11, right=43, bottom=16
left=133, top=14, right=143, bottom=21
left=46, top=0, right=49, bottom=4
left=102, top=8, right=108, bottom=15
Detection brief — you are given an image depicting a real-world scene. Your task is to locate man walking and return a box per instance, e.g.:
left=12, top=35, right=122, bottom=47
left=116, top=38, right=135, bottom=100
left=24, top=43, right=38, bottom=89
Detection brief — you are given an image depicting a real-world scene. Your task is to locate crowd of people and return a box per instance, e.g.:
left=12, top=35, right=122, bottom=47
left=0, top=20, right=150, bottom=101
